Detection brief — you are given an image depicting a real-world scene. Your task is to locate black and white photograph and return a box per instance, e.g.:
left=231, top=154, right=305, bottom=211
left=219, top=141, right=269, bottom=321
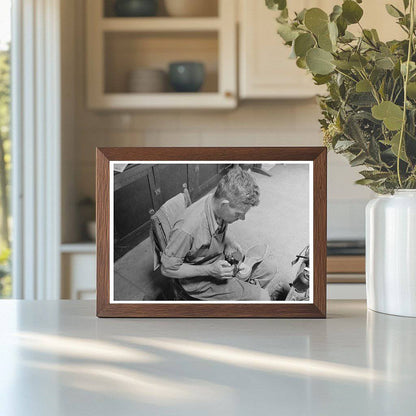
left=110, top=162, right=312, bottom=303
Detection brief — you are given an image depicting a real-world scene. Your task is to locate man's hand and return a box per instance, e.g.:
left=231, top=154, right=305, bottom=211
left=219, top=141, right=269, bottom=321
left=208, top=260, right=234, bottom=279
left=237, top=262, right=252, bottom=280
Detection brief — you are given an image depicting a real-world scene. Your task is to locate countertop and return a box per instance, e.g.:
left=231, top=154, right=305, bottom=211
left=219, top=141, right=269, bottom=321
left=0, top=300, right=415, bottom=415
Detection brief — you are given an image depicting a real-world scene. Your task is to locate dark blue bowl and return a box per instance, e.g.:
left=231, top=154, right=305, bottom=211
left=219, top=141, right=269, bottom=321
left=169, top=62, right=205, bottom=93
left=114, top=0, right=158, bottom=17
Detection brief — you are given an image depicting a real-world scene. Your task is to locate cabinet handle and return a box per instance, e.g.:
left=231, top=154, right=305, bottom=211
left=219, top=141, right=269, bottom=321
left=154, top=188, right=161, bottom=196
left=225, top=91, right=234, bottom=98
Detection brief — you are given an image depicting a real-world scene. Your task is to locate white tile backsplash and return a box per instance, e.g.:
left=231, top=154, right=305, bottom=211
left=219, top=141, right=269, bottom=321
left=72, top=99, right=371, bottom=241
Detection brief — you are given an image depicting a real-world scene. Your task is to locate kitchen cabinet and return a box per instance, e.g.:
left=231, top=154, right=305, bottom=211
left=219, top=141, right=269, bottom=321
left=86, top=0, right=237, bottom=109
left=239, top=0, right=323, bottom=99
left=61, top=244, right=97, bottom=300
left=114, top=165, right=157, bottom=260
left=187, top=164, right=229, bottom=200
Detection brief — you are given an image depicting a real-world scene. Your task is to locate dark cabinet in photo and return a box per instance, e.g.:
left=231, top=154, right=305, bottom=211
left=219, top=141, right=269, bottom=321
left=114, top=163, right=231, bottom=260
left=153, top=164, right=188, bottom=205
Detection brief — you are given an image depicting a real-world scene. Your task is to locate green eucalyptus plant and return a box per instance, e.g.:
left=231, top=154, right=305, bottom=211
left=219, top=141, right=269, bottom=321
left=266, top=0, right=416, bottom=193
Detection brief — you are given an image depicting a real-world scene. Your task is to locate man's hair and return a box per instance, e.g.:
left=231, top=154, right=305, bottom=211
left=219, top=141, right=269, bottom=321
left=214, top=167, right=260, bottom=207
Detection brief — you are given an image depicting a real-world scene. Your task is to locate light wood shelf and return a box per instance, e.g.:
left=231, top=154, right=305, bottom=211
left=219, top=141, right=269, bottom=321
left=90, top=92, right=235, bottom=110
left=100, top=17, right=221, bottom=32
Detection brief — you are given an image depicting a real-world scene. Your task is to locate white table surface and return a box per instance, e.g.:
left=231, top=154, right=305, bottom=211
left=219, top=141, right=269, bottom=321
left=0, top=300, right=415, bottom=416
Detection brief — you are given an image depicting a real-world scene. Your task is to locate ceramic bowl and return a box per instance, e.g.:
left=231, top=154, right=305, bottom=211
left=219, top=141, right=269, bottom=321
left=168, top=62, right=205, bottom=92
left=114, top=0, right=158, bottom=17
left=127, top=68, right=167, bottom=93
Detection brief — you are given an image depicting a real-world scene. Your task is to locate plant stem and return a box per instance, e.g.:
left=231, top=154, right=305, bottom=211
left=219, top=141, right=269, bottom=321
left=334, top=68, right=357, bottom=83
left=358, top=22, right=378, bottom=49
left=358, top=69, right=380, bottom=104
left=390, top=79, right=398, bottom=101
left=397, top=0, right=415, bottom=188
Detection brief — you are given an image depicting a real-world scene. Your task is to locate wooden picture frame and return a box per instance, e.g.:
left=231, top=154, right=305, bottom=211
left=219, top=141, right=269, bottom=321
left=97, top=147, right=327, bottom=318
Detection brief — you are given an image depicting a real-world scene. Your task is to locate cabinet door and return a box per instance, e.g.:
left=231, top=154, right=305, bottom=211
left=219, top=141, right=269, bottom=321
left=114, top=166, right=156, bottom=260
left=188, top=164, right=231, bottom=201
left=153, top=164, right=189, bottom=206
left=239, top=0, right=322, bottom=99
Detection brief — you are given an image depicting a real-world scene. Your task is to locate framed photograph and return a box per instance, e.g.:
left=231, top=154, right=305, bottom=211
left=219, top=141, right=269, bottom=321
left=96, top=147, right=327, bottom=318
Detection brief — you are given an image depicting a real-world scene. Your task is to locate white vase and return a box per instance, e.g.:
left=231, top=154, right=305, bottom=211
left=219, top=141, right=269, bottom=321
left=366, top=190, right=416, bottom=317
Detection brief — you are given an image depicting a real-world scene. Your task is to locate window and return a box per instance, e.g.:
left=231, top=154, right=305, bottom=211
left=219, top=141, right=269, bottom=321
left=0, top=0, right=11, bottom=298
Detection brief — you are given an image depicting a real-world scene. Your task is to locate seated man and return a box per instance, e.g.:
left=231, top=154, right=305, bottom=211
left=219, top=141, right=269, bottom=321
left=161, top=167, right=277, bottom=301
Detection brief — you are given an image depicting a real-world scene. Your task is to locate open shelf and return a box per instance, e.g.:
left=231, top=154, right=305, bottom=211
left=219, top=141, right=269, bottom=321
left=104, top=31, right=218, bottom=94
left=90, top=92, right=235, bottom=109
left=86, top=0, right=236, bottom=109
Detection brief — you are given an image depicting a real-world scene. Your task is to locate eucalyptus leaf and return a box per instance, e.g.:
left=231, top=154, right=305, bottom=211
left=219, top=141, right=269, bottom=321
left=350, top=54, right=368, bottom=69
left=330, top=5, right=342, bottom=22
left=342, top=0, right=364, bottom=24
left=328, top=21, right=338, bottom=45
left=355, top=178, right=377, bottom=185
left=401, top=61, right=416, bottom=76
left=318, top=31, right=334, bottom=52
left=370, top=68, right=386, bottom=84
left=369, top=137, right=381, bottom=162
left=276, top=14, right=288, bottom=24
left=371, top=29, right=380, bottom=42
left=385, top=4, right=404, bottom=18
left=407, top=82, right=416, bottom=99
left=350, top=152, right=368, bottom=166
left=356, top=79, right=372, bottom=92
left=363, top=29, right=375, bottom=44
left=304, top=8, right=329, bottom=35
left=348, top=92, right=377, bottom=107
left=295, top=8, right=307, bottom=22
left=375, top=56, right=396, bottom=70
left=266, top=0, right=287, bottom=11
left=296, top=57, right=307, bottom=69
left=294, top=33, right=315, bottom=57
left=359, top=170, right=391, bottom=180
left=336, top=15, right=348, bottom=36
left=313, top=74, right=332, bottom=85
left=334, top=139, right=356, bottom=152
left=280, top=8, right=289, bottom=19
left=339, top=31, right=356, bottom=42
left=382, top=132, right=409, bottom=161
left=306, top=48, right=335, bottom=75
left=379, top=78, right=386, bottom=99
left=372, top=101, right=404, bottom=130
left=333, top=59, right=353, bottom=70
left=277, top=23, right=299, bottom=42
left=393, top=61, right=402, bottom=78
